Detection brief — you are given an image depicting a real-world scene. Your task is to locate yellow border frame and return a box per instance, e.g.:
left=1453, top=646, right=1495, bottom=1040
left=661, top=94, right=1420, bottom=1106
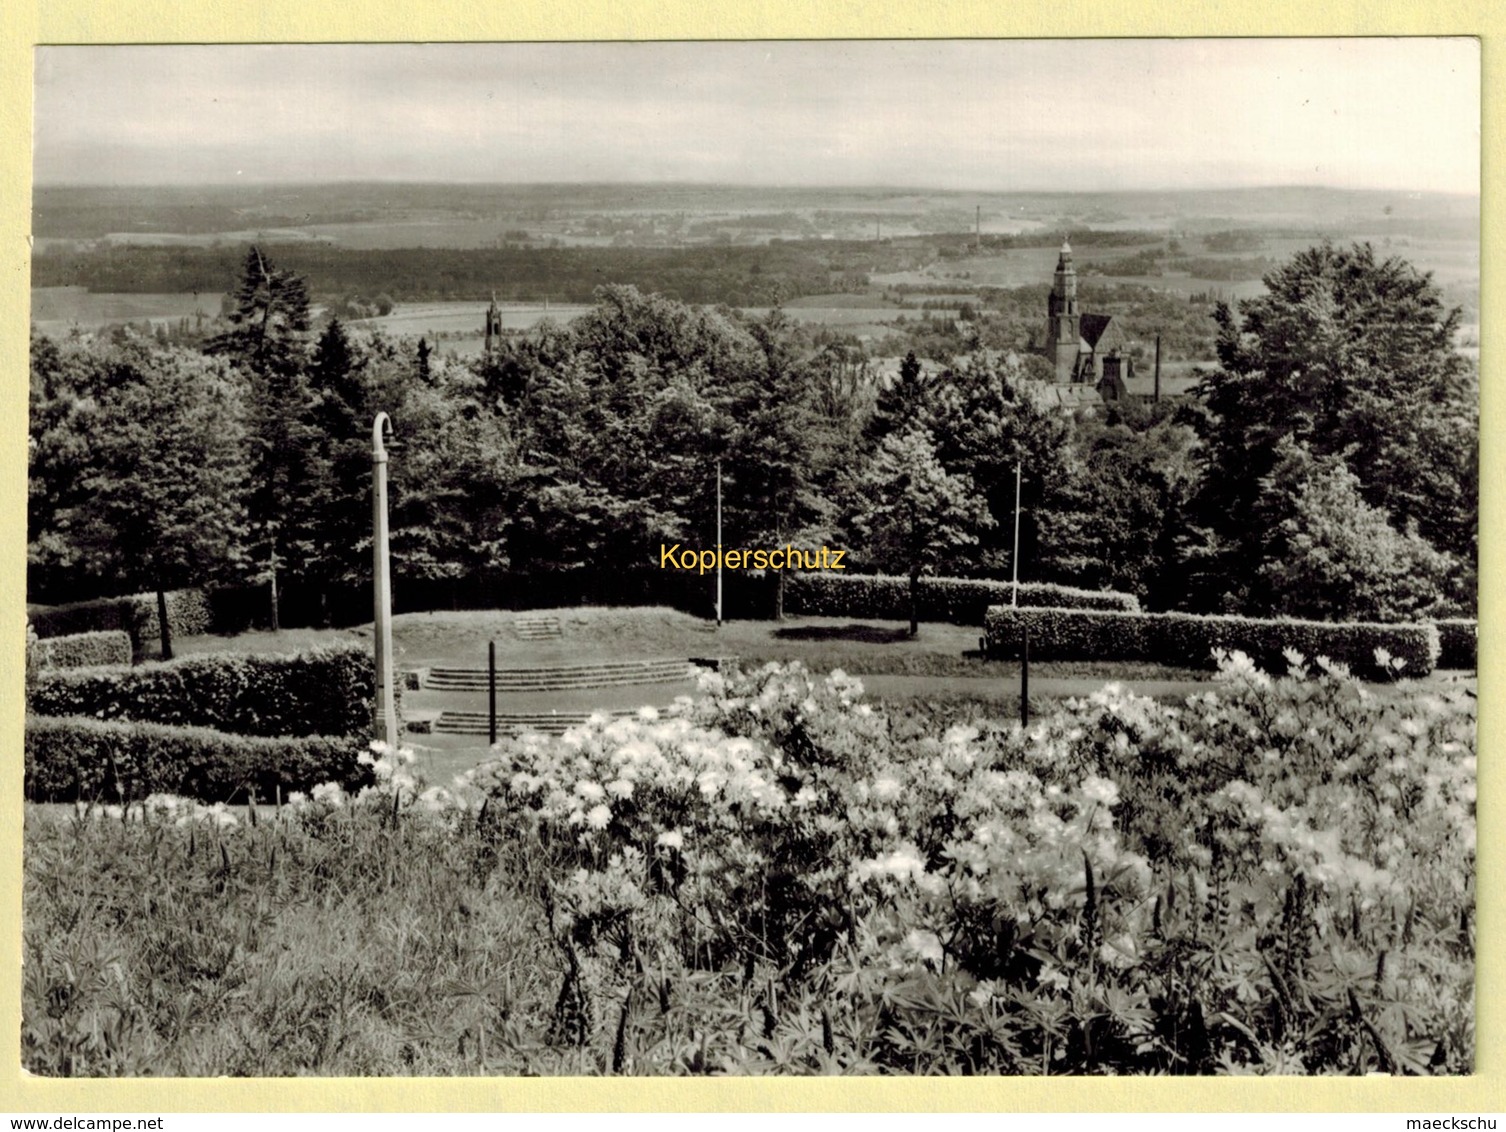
left=1, top=1, right=1497, bottom=1113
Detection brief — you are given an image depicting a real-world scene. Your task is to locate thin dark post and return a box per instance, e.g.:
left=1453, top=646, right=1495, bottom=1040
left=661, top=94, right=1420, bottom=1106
left=488, top=640, right=497, bottom=746
left=1020, top=626, right=1030, bottom=728
left=156, top=588, right=173, bottom=661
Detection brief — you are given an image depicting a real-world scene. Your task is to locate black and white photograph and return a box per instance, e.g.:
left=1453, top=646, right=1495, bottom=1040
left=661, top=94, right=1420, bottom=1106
left=20, top=39, right=1480, bottom=1077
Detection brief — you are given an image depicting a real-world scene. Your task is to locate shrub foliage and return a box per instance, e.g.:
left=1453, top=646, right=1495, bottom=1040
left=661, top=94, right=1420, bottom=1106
left=26, top=630, right=133, bottom=671
left=788, top=572, right=1138, bottom=625
left=28, top=642, right=377, bottom=738
left=28, top=589, right=215, bottom=657
left=984, top=605, right=1439, bottom=679
left=1435, top=619, right=1477, bottom=670
left=24, top=715, right=371, bottom=804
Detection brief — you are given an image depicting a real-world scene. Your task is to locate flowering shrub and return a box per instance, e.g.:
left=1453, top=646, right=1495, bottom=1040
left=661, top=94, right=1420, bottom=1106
left=459, top=666, right=894, bottom=1015
left=23, top=657, right=1473, bottom=1075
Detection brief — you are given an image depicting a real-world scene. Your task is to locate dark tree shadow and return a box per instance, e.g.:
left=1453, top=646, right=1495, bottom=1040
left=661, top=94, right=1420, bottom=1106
left=772, top=622, right=913, bottom=644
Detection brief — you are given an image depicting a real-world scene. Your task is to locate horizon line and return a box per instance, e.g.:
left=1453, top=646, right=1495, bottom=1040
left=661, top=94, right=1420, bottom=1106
left=30, top=179, right=1482, bottom=199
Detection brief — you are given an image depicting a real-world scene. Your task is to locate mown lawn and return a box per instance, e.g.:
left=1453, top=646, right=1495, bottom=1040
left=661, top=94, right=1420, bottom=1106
left=161, top=607, right=1212, bottom=682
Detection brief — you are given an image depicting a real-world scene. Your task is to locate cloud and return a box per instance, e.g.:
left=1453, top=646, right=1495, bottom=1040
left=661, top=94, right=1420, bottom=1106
left=33, top=40, right=1480, bottom=193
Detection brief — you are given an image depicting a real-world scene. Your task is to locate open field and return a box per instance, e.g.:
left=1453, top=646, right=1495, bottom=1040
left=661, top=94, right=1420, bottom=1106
left=30, top=288, right=917, bottom=348
left=346, top=301, right=591, bottom=350
left=33, top=182, right=1479, bottom=243
left=350, top=301, right=915, bottom=353
left=874, top=233, right=1479, bottom=313
left=31, top=286, right=227, bottom=336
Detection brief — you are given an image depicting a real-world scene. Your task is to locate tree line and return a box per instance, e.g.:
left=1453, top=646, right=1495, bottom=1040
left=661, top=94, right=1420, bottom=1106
left=28, top=241, right=1477, bottom=654
left=34, top=239, right=918, bottom=309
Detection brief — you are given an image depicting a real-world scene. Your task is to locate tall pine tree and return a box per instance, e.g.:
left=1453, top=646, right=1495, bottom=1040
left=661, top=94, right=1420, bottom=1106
left=207, top=247, right=324, bottom=627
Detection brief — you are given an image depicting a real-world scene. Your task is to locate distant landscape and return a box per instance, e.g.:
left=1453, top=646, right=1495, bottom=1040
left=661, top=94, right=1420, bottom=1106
left=30, top=182, right=1479, bottom=361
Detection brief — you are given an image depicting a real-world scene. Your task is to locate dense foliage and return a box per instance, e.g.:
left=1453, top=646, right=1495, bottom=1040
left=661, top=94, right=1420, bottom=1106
left=24, top=715, right=371, bottom=803
left=29, top=335, right=249, bottom=656
left=984, top=606, right=1440, bottom=680
left=29, top=239, right=1476, bottom=629
left=24, top=659, right=1473, bottom=1075
left=34, top=240, right=908, bottom=309
left=1183, top=242, right=1476, bottom=616
left=1434, top=620, right=1477, bottom=670
left=26, top=630, right=133, bottom=671
left=786, top=573, right=1139, bottom=623
left=28, top=643, right=378, bottom=739
left=27, top=589, right=214, bottom=658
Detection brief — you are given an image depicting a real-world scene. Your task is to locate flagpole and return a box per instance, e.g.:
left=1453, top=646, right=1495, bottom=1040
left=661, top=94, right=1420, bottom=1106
left=372, top=413, right=398, bottom=746
left=1011, top=460, right=1022, bottom=608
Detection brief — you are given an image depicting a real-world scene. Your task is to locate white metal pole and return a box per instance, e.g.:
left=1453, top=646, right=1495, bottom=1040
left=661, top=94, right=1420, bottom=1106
left=372, top=413, right=398, bottom=746
left=1011, top=460, right=1022, bottom=608
left=715, top=457, right=723, bottom=627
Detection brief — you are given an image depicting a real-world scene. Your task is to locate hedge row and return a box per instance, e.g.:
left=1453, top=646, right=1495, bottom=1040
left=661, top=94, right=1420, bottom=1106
left=29, top=642, right=379, bottom=738
left=984, top=605, right=1439, bottom=680
left=28, top=589, right=215, bottom=657
left=1435, top=619, right=1477, bottom=670
left=24, top=715, right=372, bottom=804
left=27, top=630, right=133, bottom=671
left=786, top=573, right=1140, bottom=624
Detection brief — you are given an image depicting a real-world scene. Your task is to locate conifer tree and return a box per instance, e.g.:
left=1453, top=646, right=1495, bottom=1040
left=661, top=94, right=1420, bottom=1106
left=206, top=246, right=324, bottom=626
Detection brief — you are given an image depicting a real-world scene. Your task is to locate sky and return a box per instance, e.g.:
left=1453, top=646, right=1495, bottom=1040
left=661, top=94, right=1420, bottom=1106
left=32, top=39, right=1481, bottom=194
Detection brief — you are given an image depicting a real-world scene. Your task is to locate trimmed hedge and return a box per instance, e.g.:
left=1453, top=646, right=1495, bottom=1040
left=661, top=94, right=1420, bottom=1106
left=28, top=589, right=215, bottom=658
left=1435, top=619, right=1477, bottom=670
left=787, top=573, right=1139, bottom=624
left=25, top=715, right=372, bottom=804
left=984, top=605, right=1439, bottom=680
left=27, top=630, right=133, bottom=671
left=28, top=642, right=379, bottom=739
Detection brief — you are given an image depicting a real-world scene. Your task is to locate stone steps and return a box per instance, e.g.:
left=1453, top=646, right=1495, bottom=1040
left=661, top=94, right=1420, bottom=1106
left=513, top=616, right=562, bottom=641
left=433, top=708, right=641, bottom=737
left=422, top=658, right=697, bottom=692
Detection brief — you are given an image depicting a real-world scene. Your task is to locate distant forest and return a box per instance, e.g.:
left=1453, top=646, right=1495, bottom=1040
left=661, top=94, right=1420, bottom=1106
left=32, top=230, right=1166, bottom=309
left=31, top=181, right=1482, bottom=239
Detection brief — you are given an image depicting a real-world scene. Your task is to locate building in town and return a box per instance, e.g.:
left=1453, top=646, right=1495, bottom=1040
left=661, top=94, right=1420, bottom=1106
left=1041, top=239, right=1135, bottom=399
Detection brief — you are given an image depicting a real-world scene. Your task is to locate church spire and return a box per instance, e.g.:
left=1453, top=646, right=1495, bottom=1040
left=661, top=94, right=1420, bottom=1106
left=1046, top=237, right=1080, bottom=382
left=484, top=292, right=502, bottom=354
left=1053, top=237, right=1077, bottom=300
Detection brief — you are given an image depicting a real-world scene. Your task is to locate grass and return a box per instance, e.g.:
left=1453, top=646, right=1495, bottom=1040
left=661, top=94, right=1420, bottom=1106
left=23, top=804, right=566, bottom=1075
left=163, top=607, right=1210, bottom=682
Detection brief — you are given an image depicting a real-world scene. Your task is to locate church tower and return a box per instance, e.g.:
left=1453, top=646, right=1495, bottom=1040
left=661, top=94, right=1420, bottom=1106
left=483, top=293, right=503, bottom=354
left=1046, top=239, right=1080, bottom=382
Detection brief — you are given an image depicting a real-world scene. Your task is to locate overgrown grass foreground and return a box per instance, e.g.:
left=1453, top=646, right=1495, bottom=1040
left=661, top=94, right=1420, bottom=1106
left=24, top=654, right=1474, bottom=1076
